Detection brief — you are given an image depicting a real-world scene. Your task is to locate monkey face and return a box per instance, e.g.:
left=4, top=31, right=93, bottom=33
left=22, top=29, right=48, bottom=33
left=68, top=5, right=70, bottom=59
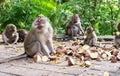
left=10, top=26, right=16, bottom=32
left=33, top=17, right=49, bottom=33
left=6, top=24, right=16, bottom=33
left=86, top=26, right=93, bottom=34
left=36, top=18, right=47, bottom=29
left=72, top=14, right=79, bottom=23
left=33, top=14, right=50, bottom=32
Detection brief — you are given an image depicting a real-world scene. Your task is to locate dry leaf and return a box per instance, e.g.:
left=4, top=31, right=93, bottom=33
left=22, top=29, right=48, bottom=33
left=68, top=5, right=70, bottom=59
left=56, top=61, right=62, bottom=64
left=117, top=52, right=120, bottom=60
left=56, top=48, right=63, bottom=55
left=78, top=47, right=85, bottom=53
left=96, top=57, right=101, bottom=61
left=111, top=49, right=119, bottom=56
left=50, top=61, right=56, bottom=64
left=103, top=71, right=110, bottom=76
left=102, top=53, right=107, bottom=59
left=105, top=51, right=112, bottom=60
left=89, top=52, right=99, bottom=59
left=82, top=45, right=90, bottom=50
left=110, top=56, right=118, bottom=63
left=50, top=56, right=58, bottom=61
left=67, top=57, right=75, bottom=66
left=42, top=74, right=48, bottom=76
left=72, top=42, right=79, bottom=46
left=29, top=60, right=34, bottom=63
left=85, top=61, right=91, bottom=67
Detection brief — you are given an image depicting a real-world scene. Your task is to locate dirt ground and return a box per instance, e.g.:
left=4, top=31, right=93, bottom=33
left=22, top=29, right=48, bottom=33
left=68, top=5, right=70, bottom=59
left=0, top=36, right=120, bottom=76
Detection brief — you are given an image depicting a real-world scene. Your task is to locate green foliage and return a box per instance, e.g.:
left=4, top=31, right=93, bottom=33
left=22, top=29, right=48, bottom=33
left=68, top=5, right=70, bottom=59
left=0, top=0, right=120, bottom=35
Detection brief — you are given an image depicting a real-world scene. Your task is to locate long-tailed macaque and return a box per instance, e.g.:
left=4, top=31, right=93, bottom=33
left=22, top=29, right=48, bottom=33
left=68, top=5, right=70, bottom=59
left=17, top=29, right=28, bottom=42
left=2, top=24, right=19, bottom=44
left=0, top=14, right=56, bottom=64
left=114, top=23, right=120, bottom=48
left=66, top=14, right=84, bottom=37
left=83, top=26, right=97, bottom=46
left=24, top=14, right=56, bottom=58
left=117, top=23, right=120, bottom=32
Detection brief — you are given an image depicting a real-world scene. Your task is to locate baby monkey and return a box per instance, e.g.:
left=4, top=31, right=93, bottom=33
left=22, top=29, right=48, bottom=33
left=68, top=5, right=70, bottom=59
left=2, top=24, right=19, bottom=44
left=114, top=23, right=120, bottom=48
left=17, top=29, right=28, bottom=42
left=66, top=14, right=84, bottom=38
left=83, top=26, right=97, bottom=46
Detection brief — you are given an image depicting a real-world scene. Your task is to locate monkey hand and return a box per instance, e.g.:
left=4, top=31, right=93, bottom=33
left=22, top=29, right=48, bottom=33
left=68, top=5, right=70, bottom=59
left=50, top=50, right=56, bottom=54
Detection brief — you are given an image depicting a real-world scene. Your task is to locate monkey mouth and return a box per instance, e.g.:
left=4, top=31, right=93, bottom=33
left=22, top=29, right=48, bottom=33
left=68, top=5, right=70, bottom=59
left=37, top=26, right=42, bottom=29
left=74, top=20, right=77, bottom=23
left=37, top=25, right=44, bottom=29
left=9, top=28, right=15, bottom=31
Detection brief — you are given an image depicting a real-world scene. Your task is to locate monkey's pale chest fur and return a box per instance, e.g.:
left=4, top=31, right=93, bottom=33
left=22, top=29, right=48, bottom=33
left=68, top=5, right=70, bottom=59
left=35, top=27, right=51, bottom=42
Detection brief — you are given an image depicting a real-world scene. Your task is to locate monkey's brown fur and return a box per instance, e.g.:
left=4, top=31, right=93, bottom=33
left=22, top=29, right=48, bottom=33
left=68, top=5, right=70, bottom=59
left=117, top=23, right=120, bottom=32
left=66, top=14, right=84, bottom=38
left=17, top=29, right=28, bottom=42
left=2, top=24, right=19, bottom=44
left=84, top=26, right=97, bottom=46
left=114, top=23, right=120, bottom=48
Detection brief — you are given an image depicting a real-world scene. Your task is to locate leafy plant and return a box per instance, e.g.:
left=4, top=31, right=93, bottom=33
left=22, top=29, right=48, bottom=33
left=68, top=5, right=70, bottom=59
left=0, top=0, right=120, bottom=35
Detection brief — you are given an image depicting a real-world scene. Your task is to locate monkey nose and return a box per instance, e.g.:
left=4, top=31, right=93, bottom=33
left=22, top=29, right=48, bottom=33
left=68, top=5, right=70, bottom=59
left=37, top=25, right=43, bottom=29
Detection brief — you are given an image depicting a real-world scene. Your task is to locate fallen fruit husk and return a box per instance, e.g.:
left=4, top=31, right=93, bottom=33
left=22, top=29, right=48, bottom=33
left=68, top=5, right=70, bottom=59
left=67, top=57, right=75, bottom=66
left=42, top=56, right=48, bottom=62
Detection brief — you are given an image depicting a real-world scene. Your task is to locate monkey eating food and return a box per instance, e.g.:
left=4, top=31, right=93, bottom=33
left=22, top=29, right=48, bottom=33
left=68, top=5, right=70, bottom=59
left=2, top=24, right=19, bottom=44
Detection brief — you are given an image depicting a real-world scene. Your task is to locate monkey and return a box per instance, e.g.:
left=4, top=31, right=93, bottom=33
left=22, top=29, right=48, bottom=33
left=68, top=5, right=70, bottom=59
left=0, top=14, right=56, bottom=64
left=17, top=29, right=28, bottom=42
left=114, top=23, right=120, bottom=48
left=67, top=25, right=79, bottom=37
left=2, top=24, right=19, bottom=44
left=83, top=26, right=97, bottom=46
left=66, top=14, right=84, bottom=38
left=24, top=14, right=56, bottom=58
left=117, top=23, right=120, bottom=32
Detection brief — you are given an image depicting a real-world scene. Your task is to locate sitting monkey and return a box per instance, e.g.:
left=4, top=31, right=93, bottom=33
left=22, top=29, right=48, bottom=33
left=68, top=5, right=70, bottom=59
left=2, top=24, right=19, bottom=44
left=66, top=14, right=84, bottom=38
left=83, top=26, right=97, bottom=46
left=24, top=14, right=56, bottom=58
left=114, top=23, right=120, bottom=48
left=17, top=29, right=28, bottom=42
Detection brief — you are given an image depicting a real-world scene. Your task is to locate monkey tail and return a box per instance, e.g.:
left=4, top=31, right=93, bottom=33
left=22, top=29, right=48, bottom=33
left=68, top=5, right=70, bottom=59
left=0, top=52, right=27, bottom=64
